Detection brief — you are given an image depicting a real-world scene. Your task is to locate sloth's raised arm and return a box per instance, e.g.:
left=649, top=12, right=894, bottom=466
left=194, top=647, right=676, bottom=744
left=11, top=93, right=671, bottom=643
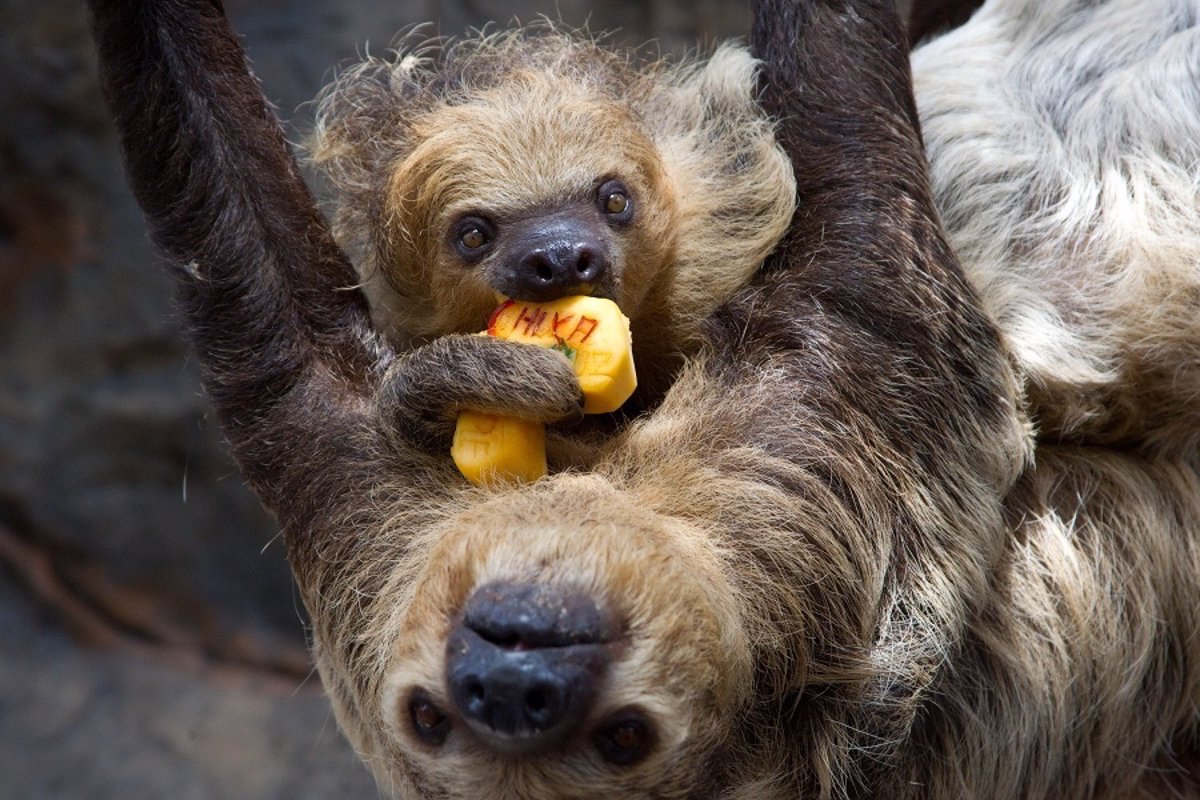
left=751, top=0, right=944, bottom=280
left=88, top=0, right=384, bottom=507
left=670, top=0, right=1029, bottom=733
left=744, top=0, right=1018, bottom=475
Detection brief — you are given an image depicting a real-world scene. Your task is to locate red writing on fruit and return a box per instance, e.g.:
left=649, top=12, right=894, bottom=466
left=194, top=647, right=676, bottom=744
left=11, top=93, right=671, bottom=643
left=552, top=312, right=575, bottom=337
left=490, top=301, right=605, bottom=346
left=565, top=315, right=598, bottom=343
left=516, top=306, right=549, bottom=337
left=551, top=312, right=599, bottom=344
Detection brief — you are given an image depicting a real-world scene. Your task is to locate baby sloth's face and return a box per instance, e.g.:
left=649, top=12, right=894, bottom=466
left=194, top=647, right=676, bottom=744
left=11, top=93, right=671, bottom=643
left=447, top=175, right=636, bottom=304
left=310, top=37, right=796, bottom=390
left=374, top=85, right=681, bottom=343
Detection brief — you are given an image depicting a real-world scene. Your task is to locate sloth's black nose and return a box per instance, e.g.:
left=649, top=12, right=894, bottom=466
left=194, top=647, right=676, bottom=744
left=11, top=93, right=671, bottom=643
left=445, top=581, right=617, bottom=754
left=504, top=217, right=610, bottom=301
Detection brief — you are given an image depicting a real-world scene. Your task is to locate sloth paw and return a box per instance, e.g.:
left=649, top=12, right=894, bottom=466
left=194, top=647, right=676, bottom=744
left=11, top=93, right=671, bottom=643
left=375, top=334, right=585, bottom=453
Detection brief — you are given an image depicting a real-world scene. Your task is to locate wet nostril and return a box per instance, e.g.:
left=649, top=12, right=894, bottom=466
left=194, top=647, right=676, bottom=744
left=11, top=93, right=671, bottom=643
left=526, top=688, right=548, bottom=713
left=575, top=251, right=591, bottom=275
left=507, top=224, right=611, bottom=301
left=446, top=652, right=582, bottom=744
left=523, top=683, right=564, bottom=728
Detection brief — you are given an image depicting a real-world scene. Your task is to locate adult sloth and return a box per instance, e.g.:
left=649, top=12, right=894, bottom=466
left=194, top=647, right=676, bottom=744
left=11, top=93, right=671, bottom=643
left=86, top=0, right=1198, bottom=797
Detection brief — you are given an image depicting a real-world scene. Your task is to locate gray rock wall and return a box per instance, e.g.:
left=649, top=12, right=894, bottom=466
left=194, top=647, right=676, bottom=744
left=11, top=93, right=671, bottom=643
left=0, top=1, right=909, bottom=797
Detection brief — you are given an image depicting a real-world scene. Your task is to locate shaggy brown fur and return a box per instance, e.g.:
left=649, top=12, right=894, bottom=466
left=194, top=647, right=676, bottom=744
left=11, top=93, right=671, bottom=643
left=87, top=0, right=1200, bottom=798
left=308, top=30, right=795, bottom=431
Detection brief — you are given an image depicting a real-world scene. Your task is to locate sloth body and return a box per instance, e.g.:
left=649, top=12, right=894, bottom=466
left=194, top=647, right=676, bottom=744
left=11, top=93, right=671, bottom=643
left=89, top=0, right=1200, bottom=797
left=309, top=32, right=796, bottom=444
left=915, top=0, right=1200, bottom=456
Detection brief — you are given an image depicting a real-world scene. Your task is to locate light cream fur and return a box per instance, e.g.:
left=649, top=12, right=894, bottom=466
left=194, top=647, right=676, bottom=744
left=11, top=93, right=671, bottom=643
left=913, top=0, right=1200, bottom=454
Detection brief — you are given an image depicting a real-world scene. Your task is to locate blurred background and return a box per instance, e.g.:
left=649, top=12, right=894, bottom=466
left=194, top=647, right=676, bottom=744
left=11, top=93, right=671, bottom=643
left=0, top=0, right=910, bottom=797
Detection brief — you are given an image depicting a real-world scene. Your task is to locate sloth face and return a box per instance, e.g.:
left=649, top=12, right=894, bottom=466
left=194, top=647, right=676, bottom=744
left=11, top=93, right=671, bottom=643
left=310, top=33, right=796, bottom=371
left=378, top=90, right=682, bottom=344
left=356, top=477, right=751, bottom=799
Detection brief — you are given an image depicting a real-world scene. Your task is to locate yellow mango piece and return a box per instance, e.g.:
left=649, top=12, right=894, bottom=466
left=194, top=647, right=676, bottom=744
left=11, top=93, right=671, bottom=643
left=451, top=296, right=637, bottom=486
left=485, top=296, right=638, bottom=413
left=452, top=411, right=547, bottom=485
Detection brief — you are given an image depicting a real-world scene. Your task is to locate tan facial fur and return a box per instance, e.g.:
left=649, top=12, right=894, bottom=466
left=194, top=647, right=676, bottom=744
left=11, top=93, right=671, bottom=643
left=369, top=478, right=749, bottom=799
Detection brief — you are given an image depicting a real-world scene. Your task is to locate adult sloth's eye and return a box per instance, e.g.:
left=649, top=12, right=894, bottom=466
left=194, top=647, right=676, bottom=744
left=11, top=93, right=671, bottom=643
left=597, top=180, right=634, bottom=224
left=594, top=710, right=654, bottom=766
left=451, top=216, right=495, bottom=261
left=408, top=691, right=451, bottom=746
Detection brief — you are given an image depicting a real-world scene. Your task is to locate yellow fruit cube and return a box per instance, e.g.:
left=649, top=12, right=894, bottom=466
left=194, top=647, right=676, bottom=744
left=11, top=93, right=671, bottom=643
left=451, top=296, right=637, bottom=485
left=451, top=411, right=547, bottom=485
left=485, top=296, right=637, bottom=413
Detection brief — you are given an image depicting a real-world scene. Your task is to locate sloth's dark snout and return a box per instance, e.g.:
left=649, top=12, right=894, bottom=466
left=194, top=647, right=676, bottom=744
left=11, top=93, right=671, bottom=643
left=445, top=581, right=617, bottom=754
left=502, top=215, right=611, bottom=301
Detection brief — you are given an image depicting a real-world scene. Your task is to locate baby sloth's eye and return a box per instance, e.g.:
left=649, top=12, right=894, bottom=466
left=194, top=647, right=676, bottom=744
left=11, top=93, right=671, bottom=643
left=451, top=215, right=495, bottom=261
left=408, top=691, right=451, bottom=746
left=461, top=227, right=486, bottom=249
left=604, top=192, right=628, bottom=214
left=597, top=179, right=634, bottom=224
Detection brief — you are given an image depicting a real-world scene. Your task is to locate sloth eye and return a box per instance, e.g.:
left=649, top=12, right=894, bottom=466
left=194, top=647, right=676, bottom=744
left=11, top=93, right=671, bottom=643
left=408, top=691, right=451, bottom=746
left=604, top=191, right=629, bottom=215
left=451, top=216, right=495, bottom=262
left=597, top=179, right=634, bottom=224
left=461, top=227, right=487, bottom=249
left=594, top=711, right=653, bottom=766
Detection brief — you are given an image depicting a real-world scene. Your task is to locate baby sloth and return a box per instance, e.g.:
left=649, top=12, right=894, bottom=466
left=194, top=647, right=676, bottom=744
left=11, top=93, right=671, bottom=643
left=309, top=29, right=796, bottom=448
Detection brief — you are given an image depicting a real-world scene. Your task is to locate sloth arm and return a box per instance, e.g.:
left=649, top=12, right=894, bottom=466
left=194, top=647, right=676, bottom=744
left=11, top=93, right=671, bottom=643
left=626, top=0, right=1025, bottom=776
left=87, top=0, right=401, bottom=519
left=748, top=0, right=1021, bottom=493
left=373, top=335, right=585, bottom=452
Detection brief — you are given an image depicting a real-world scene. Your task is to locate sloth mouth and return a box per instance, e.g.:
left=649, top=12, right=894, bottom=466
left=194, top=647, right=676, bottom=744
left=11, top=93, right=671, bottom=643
left=460, top=580, right=620, bottom=650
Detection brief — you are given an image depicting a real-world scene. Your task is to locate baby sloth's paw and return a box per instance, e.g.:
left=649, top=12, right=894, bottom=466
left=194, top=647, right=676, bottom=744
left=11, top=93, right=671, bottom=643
left=375, top=334, right=584, bottom=453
